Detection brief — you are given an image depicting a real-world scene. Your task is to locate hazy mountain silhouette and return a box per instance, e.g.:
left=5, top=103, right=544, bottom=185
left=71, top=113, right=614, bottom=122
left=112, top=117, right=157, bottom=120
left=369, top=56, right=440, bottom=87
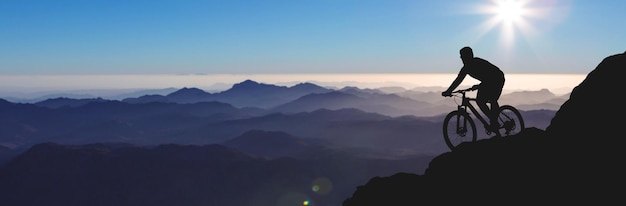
left=0, top=145, right=25, bottom=164
left=342, top=51, right=626, bottom=205
left=165, top=87, right=211, bottom=103
left=390, top=87, right=566, bottom=115
left=271, top=91, right=434, bottom=117
left=500, top=88, right=557, bottom=104
left=271, top=89, right=435, bottom=117
left=203, top=108, right=470, bottom=155
left=0, top=100, right=267, bottom=148
left=271, top=91, right=365, bottom=113
left=394, top=90, right=442, bottom=104
left=0, top=142, right=433, bottom=206
left=272, top=85, right=568, bottom=117
left=2, top=88, right=180, bottom=103
left=122, top=94, right=169, bottom=104
left=221, top=129, right=328, bottom=159
left=116, top=78, right=566, bottom=116
left=4, top=77, right=566, bottom=114
left=121, top=87, right=207, bottom=104
left=0, top=93, right=557, bottom=163
left=122, top=79, right=333, bottom=108
left=8, top=93, right=98, bottom=103
left=225, top=80, right=333, bottom=107
left=498, top=88, right=569, bottom=111
left=34, top=97, right=110, bottom=108
left=215, top=108, right=549, bottom=157
left=107, top=87, right=179, bottom=100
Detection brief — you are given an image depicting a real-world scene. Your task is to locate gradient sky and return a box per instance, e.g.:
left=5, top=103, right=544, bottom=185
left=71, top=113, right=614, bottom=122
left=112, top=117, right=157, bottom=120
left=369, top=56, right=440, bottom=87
left=1, top=0, right=624, bottom=75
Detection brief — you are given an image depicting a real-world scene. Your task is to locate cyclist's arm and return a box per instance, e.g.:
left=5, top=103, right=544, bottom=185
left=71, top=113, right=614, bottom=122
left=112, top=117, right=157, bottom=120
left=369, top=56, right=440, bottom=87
left=444, top=69, right=468, bottom=94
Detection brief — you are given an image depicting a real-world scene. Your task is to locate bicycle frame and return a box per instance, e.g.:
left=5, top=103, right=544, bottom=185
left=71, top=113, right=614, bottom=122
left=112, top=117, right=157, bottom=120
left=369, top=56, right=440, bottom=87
left=456, top=89, right=490, bottom=130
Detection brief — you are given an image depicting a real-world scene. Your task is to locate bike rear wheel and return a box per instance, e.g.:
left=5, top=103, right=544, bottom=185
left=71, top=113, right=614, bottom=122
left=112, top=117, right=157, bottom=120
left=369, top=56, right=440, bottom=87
left=496, top=105, right=525, bottom=137
left=443, top=111, right=477, bottom=150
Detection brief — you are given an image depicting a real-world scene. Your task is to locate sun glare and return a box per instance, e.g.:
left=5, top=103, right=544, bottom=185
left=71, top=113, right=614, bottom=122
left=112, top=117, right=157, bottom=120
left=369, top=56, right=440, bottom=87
left=496, top=0, right=524, bottom=22
left=472, top=0, right=539, bottom=48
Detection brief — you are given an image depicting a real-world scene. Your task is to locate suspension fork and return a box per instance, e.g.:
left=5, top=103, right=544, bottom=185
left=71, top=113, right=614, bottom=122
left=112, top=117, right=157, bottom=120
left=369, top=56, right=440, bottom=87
left=456, top=105, right=469, bottom=133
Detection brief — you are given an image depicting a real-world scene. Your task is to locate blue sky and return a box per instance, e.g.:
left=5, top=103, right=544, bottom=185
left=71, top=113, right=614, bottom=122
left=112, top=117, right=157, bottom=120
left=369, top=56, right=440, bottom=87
left=1, top=0, right=624, bottom=75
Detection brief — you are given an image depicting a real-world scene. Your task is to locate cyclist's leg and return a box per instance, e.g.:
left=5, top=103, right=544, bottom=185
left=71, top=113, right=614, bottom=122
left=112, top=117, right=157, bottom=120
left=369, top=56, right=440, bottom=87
left=477, top=88, right=501, bottom=136
left=489, top=101, right=500, bottom=126
left=481, top=82, right=504, bottom=122
left=476, top=90, right=493, bottom=123
left=490, top=81, right=504, bottom=127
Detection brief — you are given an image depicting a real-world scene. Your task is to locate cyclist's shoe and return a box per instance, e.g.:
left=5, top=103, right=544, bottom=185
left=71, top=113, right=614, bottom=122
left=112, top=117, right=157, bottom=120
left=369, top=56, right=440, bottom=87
left=490, top=122, right=504, bottom=137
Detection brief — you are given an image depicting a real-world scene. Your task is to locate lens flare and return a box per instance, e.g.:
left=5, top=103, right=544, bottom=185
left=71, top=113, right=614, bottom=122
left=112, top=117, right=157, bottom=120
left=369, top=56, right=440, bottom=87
left=311, top=177, right=333, bottom=195
left=276, top=192, right=310, bottom=206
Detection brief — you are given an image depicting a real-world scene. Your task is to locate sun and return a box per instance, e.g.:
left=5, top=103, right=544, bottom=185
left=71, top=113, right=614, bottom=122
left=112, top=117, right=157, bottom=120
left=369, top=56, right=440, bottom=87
left=472, top=0, right=535, bottom=48
left=496, top=0, right=524, bottom=23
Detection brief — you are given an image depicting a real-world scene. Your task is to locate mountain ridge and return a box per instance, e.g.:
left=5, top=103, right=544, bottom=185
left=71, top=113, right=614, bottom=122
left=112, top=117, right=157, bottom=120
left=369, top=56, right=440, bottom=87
left=11, top=78, right=567, bottom=118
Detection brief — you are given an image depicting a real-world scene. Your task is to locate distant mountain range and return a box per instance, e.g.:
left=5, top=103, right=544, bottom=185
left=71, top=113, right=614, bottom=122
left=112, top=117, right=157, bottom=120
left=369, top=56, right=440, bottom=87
left=122, top=80, right=334, bottom=108
left=29, top=79, right=568, bottom=116
left=0, top=79, right=563, bottom=161
left=0, top=76, right=575, bottom=205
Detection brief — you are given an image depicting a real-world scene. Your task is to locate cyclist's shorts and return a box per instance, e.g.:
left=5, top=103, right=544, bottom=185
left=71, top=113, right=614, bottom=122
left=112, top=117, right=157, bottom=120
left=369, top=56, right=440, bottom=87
left=477, top=80, right=505, bottom=102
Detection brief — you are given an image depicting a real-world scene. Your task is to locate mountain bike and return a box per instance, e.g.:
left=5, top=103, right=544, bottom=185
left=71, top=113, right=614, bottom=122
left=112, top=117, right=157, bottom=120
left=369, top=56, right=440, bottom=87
left=442, top=85, right=524, bottom=150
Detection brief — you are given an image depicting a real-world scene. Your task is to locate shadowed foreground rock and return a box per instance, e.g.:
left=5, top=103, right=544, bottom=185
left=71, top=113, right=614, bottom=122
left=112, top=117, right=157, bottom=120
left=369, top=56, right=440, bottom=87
left=343, top=51, right=626, bottom=205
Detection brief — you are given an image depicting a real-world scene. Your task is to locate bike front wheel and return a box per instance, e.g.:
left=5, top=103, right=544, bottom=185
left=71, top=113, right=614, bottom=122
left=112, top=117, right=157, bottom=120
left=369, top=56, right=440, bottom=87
left=443, top=111, right=477, bottom=150
left=496, top=105, right=525, bottom=137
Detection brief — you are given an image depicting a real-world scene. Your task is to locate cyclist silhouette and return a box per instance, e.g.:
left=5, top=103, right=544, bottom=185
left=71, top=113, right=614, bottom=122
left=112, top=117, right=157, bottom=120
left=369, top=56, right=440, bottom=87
left=442, top=46, right=505, bottom=132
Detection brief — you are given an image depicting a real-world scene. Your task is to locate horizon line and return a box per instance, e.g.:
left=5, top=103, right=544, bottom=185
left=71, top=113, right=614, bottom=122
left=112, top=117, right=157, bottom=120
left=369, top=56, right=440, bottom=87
left=0, top=73, right=585, bottom=99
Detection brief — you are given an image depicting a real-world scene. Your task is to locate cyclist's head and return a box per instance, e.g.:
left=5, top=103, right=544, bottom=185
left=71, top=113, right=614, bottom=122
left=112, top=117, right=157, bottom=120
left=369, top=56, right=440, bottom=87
left=460, top=46, right=473, bottom=59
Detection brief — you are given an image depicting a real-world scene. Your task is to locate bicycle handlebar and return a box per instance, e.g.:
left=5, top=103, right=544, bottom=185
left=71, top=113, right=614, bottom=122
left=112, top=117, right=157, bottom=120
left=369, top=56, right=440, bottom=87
left=442, top=84, right=479, bottom=97
left=452, top=85, right=478, bottom=94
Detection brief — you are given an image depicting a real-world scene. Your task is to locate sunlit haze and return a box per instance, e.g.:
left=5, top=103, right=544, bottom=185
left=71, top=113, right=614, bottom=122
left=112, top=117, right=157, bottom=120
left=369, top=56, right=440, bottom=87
left=0, top=73, right=584, bottom=99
